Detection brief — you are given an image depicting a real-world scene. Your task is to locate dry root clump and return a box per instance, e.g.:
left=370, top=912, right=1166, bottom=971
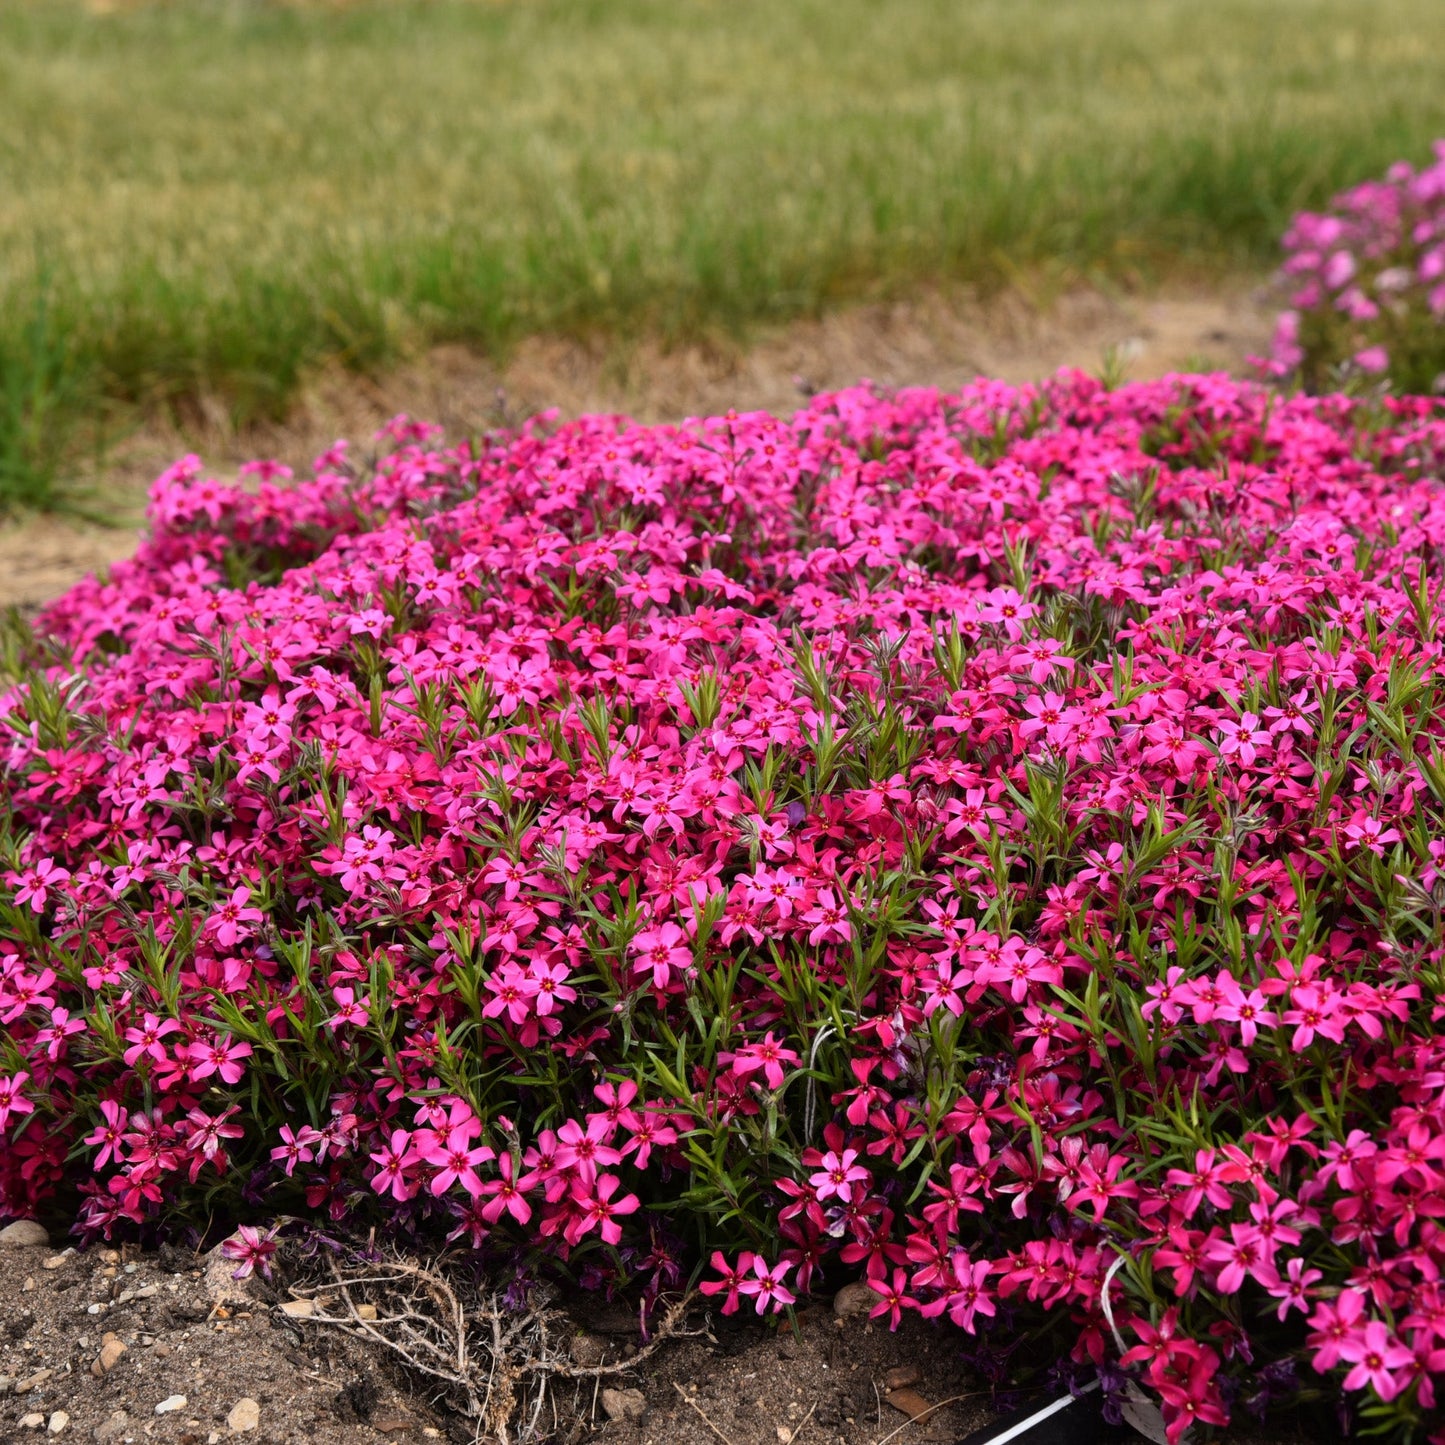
left=281, top=1247, right=700, bottom=1443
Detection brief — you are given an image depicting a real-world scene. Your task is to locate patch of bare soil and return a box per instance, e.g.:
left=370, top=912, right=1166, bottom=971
left=0, top=1233, right=443, bottom=1443
left=0, top=283, right=1273, bottom=614
left=1, top=1224, right=1320, bottom=1445
left=0, top=1224, right=1007, bottom=1445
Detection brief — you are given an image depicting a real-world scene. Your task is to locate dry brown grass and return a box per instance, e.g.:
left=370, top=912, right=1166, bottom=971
left=0, top=282, right=1272, bottom=612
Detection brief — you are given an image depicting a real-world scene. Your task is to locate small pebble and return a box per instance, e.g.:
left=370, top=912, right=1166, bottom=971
left=92, top=1338, right=127, bottom=1376
left=48, top=1411, right=69, bottom=1435
left=832, top=1281, right=875, bottom=1318
left=155, top=1394, right=188, bottom=1415
left=356, top=1303, right=378, bottom=1321
left=91, top=1410, right=128, bottom=1443
left=226, top=1397, right=260, bottom=1434
left=885, top=1387, right=932, bottom=1421
left=19, top=1412, right=45, bottom=1430
left=0, top=1220, right=50, bottom=1249
left=16, top=1368, right=55, bottom=1393
left=600, top=1388, right=647, bottom=1423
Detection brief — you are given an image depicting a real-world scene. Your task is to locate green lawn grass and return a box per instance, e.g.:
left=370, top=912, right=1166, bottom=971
left=3, top=0, right=1445, bottom=510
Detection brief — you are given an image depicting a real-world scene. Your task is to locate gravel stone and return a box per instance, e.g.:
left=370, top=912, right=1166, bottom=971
left=227, top=1397, right=260, bottom=1433
left=600, top=1387, right=647, bottom=1422
left=0, top=1222, right=49, bottom=1250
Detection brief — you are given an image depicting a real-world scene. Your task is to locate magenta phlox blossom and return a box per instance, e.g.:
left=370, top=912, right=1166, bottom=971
left=699, top=1249, right=758, bottom=1314
left=219, top=1223, right=279, bottom=1280
left=739, top=1255, right=795, bottom=1315
left=730, top=1032, right=800, bottom=1091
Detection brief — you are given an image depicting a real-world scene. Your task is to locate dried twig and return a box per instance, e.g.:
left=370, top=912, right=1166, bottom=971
left=869, top=1391, right=985, bottom=1445
left=788, top=1397, right=819, bottom=1445
left=282, top=1246, right=702, bottom=1445
left=674, top=1382, right=738, bottom=1445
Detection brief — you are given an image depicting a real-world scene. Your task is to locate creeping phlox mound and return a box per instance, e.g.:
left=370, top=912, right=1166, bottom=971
left=5, top=374, right=1445, bottom=1440
left=1271, top=139, right=1445, bottom=397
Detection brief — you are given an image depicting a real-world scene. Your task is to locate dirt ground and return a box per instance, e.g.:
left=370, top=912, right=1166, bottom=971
left=0, top=1224, right=1021, bottom=1445
left=0, top=283, right=1273, bottom=613
left=0, top=1222, right=1324, bottom=1445
left=0, top=1233, right=442, bottom=1444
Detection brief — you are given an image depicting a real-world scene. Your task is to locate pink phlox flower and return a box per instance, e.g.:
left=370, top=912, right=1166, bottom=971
left=525, top=958, right=577, bottom=1016
left=482, top=962, right=535, bottom=1025
left=184, top=1105, right=244, bottom=1162
left=1267, top=1257, right=1324, bottom=1321
left=1283, top=982, right=1346, bottom=1051
left=919, top=1253, right=995, bottom=1332
left=699, top=1249, right=757, bottom=1315
left=1204, top=1221, right=1279, bottom=1294
left=271, top=1123, right=324, bottom=1177
left=565, top=1173, right=639, bottom=1246
left=206, top=886, right=263, bottom=948
left=220, top=1224, right=280, bottom=1281
left=1154, top=1347, right=1228, bottom=1443
left=865, top=1267, right=919, bottom=1330
left=482, top=854, right=544, bottom=900
left=422, top=1133, right=495, bottom=1199
left=243, top=688, right=296, bottom=743
left=12, top=858, right=71, bottom=913
left=481, top=1152, right=536, bottom=1226
left=800, top=888, right=852, bottom=946
left=620, top=1111, right=678, bottom=1170
left=1341, top=811, right=1402, bottom=855
left=84, top=1099, right=129, bottom=1168
left=809, top=1146, right=870, bottom=1204
left=554, top=1114, right=623, bottom=1185
left=592, top=1079, right=643, bottom=1133
left=327, top=986, right=371, bottom=1029
left=1338, top=1319, right=1416, bottom=1401
left=189, top=1032, right=253, bottom=1083
left=739, top=1256, right=796, bottom=1315
left=1165, top=1148, right=1236, bottom=1218
left=33, top=1007, right=85, bottom=1061
left=730, top=1032, right=800, bottom=1091
left=1019, top=690, right=1083, bottom=748
left=1215, top=711, right=1271, bottom=766
left=629, top=921, right=692, bottom=990
left=121, top=1012, right=183, bottom=1067
left=369, top=1128, right=418, bottom=1202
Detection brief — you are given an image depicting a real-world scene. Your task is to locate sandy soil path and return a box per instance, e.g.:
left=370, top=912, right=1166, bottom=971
left=0, top=284, right=1272, bottom=612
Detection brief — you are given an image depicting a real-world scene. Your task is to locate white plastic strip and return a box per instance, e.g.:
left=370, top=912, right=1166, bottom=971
left=974, top=1378, right=1100, bottom=1445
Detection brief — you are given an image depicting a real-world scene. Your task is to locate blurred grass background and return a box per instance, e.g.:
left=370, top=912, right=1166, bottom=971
left=3, top=0, right=1445, bottom=510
